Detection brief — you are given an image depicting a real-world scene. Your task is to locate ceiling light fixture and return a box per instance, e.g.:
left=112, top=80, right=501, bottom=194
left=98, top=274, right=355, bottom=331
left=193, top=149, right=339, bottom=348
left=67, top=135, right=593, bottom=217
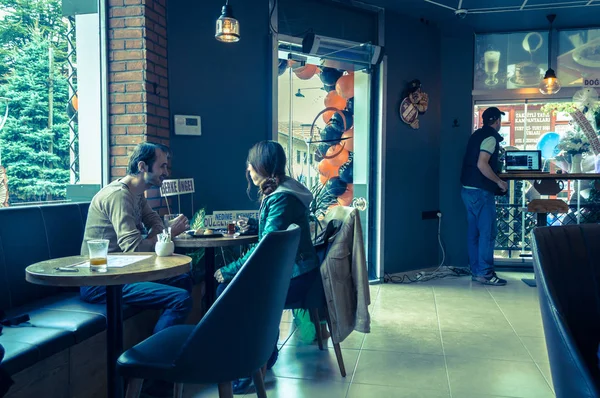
left=215, top=0, right=240, bottom=43
left=539, top=14, right=561, bottom=95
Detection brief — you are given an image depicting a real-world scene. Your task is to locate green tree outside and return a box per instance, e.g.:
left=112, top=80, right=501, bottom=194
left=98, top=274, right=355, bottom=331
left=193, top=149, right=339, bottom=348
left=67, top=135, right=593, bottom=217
left=0, top=0, right=73, bottom=203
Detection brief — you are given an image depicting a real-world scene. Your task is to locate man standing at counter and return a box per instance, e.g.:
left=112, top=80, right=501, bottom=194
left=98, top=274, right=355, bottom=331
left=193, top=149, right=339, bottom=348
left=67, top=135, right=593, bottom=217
left=460, top=107, right=508, bottom=286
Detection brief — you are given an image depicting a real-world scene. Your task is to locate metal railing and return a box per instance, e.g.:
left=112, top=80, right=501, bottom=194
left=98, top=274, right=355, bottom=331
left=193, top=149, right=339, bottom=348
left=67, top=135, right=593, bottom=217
left=495, top=202, right=600, bottom=255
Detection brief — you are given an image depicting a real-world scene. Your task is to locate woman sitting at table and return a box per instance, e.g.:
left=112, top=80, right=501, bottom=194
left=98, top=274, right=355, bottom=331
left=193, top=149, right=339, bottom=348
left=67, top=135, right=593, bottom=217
left=214, top=140, right=320, bottom=392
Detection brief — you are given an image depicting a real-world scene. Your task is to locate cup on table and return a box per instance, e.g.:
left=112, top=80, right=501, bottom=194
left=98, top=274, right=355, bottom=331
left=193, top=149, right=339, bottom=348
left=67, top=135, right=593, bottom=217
left=227, top=222, right=236, bottom=236
left=87, top=239, right=109, bottom=272
left=155, top=241, right=175, bottom=257
left=163, top=214, right=181, bottom=229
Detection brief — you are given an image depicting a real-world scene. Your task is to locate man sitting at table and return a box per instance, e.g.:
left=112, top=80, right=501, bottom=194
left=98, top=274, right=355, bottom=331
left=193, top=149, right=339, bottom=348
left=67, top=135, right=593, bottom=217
left=80, top=142, right=193, bottom=336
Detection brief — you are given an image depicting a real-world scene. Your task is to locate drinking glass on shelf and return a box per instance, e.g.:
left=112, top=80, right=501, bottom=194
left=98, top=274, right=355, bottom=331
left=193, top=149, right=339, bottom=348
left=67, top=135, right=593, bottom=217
left=484, top=50, right=501, bottom=86
left=87, top=239, right=109, bottom=273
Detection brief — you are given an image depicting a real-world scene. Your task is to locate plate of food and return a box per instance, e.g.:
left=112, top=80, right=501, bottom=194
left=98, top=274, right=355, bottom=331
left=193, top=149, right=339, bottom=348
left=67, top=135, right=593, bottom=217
left=572, top=40, right=600, bottom=68
left=185, top=229, right=224, bottom=238
left=508, top=62, right=543, bottom=88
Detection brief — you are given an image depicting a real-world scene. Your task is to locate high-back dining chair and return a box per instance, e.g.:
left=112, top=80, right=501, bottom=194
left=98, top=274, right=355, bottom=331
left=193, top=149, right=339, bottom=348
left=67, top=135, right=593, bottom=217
left=117, top=225, right=301, bottom=398
left=532, top=224, right=600, bottom=398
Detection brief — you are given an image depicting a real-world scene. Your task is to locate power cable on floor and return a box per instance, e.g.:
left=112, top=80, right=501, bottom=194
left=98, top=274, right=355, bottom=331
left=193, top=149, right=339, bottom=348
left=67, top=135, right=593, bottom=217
left=384, top=213, right=471, bottom=284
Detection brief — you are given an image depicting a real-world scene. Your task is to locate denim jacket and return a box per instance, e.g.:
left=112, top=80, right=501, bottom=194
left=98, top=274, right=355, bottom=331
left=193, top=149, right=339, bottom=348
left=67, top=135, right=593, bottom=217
left=219, top=178, right=319, bottom=282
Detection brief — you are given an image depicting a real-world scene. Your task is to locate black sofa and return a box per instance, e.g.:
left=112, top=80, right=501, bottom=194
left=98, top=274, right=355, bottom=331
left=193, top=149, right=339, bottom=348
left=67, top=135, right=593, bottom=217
left=532, top=224, right=600, bottom=398
left=0, top=203, right=148, bottom=390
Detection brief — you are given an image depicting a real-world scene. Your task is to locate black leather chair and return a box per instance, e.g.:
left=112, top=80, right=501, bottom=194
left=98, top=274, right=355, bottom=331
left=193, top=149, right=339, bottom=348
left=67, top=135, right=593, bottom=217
left=532, top=224, right=600, bottom=398
left=117, top=225, right=301, bottom=398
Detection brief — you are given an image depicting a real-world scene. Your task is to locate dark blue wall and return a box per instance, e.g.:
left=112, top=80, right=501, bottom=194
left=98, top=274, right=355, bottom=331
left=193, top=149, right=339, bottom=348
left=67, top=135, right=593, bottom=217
left=382, top=11, right=442, bottom=274
left=439, top=33, right=474, bottom=270
left=167, top=0, right=271, bottom=216
left=167, top=2, right=452, bottom=273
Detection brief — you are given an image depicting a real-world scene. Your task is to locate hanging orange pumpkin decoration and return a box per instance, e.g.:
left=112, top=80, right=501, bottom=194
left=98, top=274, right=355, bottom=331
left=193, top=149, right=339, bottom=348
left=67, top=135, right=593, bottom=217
left=324, top=90, right=347, bottom=110
left=325, top=145, right=349, bottom=167
left=293, top=64, right=318, bottom=80
left=341, top=127, right=354, bottom=152
left=335, top=73, right=354, bottom=99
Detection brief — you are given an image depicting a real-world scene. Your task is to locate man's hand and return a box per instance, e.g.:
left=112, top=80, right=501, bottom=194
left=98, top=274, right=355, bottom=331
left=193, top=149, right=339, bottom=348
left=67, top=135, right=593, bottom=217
left=169, top=214, right=190, bottom=237
left=497, top=180, right=508, bottom=192
left=214, top=269, right=225, bottom=283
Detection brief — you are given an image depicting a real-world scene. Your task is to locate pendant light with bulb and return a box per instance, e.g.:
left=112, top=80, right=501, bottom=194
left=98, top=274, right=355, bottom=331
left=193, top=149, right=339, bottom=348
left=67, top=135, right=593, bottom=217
left=215, top=0, right=240, bottom=43
left=539, top=14, right=560, bottom=95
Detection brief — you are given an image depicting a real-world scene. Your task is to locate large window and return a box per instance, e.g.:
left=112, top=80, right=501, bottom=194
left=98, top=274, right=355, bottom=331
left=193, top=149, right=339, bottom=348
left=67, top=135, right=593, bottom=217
left=0, top=0, right=106, bottom=207
left=474, top=101, right=600, bottom=259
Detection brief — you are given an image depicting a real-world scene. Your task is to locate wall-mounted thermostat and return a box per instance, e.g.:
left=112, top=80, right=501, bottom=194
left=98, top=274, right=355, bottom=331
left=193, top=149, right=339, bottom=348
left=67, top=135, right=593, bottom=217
left=174, top=115, right=201, bottom=136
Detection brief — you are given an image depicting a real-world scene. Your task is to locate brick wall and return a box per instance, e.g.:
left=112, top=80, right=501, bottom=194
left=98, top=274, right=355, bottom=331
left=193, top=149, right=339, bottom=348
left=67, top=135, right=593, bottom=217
left=108, top=0, right=171, bottom=213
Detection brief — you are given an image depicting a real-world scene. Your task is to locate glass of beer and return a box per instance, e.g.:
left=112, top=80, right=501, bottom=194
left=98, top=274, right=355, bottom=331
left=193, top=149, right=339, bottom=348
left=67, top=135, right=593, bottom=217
left=484, top=50, right=501, bottom=86
left=87, top=239, right=109, bottom=272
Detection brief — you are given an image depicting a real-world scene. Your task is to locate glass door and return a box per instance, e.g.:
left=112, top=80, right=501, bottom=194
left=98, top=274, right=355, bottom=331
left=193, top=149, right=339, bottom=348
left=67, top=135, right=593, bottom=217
left=276, top=39, right=376, bottom=278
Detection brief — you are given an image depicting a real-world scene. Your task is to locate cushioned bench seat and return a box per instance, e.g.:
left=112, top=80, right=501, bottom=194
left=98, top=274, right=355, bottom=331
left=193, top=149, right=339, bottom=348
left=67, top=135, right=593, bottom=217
left=0, top=202, right=142, bottom=377
left=0, top=326, right=73, bottom=376
left=1, top=292, right=145, bottom=375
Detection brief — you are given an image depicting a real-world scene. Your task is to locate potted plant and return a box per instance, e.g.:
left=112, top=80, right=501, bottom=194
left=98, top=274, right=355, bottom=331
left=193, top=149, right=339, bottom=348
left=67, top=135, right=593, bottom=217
left=556, top=130, right=591, bottom=173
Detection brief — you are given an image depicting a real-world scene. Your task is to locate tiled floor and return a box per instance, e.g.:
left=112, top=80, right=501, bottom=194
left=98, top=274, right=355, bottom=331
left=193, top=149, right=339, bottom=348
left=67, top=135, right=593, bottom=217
left=184, top=272, right=554, bottom=398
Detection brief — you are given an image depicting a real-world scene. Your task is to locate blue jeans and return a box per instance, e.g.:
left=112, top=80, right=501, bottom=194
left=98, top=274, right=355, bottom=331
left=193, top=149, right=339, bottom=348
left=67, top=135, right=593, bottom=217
left=461, top=188, right=497, bottom=278
left=80, top=273, right=193, bottom=334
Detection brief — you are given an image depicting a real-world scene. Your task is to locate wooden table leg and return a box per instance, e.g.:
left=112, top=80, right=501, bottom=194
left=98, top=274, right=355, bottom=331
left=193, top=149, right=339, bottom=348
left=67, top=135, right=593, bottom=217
left=106, top=285, right=124, bottom=398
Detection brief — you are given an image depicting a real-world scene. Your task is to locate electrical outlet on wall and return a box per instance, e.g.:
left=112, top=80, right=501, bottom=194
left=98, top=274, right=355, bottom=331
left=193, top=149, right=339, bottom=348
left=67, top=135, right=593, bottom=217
left=422, top=210, right=441, bottom=220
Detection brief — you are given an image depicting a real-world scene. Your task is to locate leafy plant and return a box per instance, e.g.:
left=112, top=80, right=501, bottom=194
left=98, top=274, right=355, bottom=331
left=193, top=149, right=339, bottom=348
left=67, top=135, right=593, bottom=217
left=190, top=207, right=205, bottom=230
left=541, top=102, right=580, bottom=115
left=557, top=130, right=591, bottom=155
left=187, top=208, right=206, bottom=277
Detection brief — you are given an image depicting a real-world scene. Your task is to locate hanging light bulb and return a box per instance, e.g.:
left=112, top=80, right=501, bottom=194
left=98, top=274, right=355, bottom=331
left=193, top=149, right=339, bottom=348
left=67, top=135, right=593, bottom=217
left=539, top=68, right=561, bottom=95
left=539, top=14, right=561, bottom=95
left=215, top=1, right=240, bottom=43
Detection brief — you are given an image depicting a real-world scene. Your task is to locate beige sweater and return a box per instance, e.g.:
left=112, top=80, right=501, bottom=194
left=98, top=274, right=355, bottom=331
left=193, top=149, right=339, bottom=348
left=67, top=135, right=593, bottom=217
left=80, top=179, right=164, bottom=255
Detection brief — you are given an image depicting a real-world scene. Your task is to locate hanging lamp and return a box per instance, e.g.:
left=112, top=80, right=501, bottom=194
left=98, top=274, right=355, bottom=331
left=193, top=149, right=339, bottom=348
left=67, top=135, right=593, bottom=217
left=539, top=14, right=561, bottom=95
left=215, top=0, right=240, bottom=43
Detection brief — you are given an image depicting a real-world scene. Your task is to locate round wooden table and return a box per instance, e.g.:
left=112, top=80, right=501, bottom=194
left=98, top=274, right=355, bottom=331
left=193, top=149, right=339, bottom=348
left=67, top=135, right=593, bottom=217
left=173, top=235, right=258, bottom=306
left=26, top=253, right=192, bottom=398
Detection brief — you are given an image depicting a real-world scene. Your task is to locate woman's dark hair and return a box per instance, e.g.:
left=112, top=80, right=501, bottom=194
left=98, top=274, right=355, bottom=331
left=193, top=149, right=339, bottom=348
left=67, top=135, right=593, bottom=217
left=127, top=142, right=170, bottom=175
left=246, top=140, right=287, bottom=198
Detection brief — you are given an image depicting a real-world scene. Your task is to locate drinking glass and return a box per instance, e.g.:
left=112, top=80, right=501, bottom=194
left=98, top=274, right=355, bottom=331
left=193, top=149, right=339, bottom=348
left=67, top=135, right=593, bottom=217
left=484, top=51, right=501, bottom=86
left=87, top=239, right=109, bottom=273
left=163, top=214, right=181, bottom=229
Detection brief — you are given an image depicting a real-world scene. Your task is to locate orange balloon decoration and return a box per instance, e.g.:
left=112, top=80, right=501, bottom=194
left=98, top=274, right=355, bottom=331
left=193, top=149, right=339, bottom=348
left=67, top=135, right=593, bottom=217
left=294, top=64, right=318, bottom=80
left=337, top=184, right=354, bottom=206
left=324, top=90, right=347, bottom=110
left=72, top=93, right=78, bottom=111
left=336, top=73, right=354, bottom=100
left=322, top=110, right=335, bottom=124
left=318, top=159, right=339, bottom=180
left=325, top=145, right=349, bottom=167
left=341, top=128, right=354, bottom=152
